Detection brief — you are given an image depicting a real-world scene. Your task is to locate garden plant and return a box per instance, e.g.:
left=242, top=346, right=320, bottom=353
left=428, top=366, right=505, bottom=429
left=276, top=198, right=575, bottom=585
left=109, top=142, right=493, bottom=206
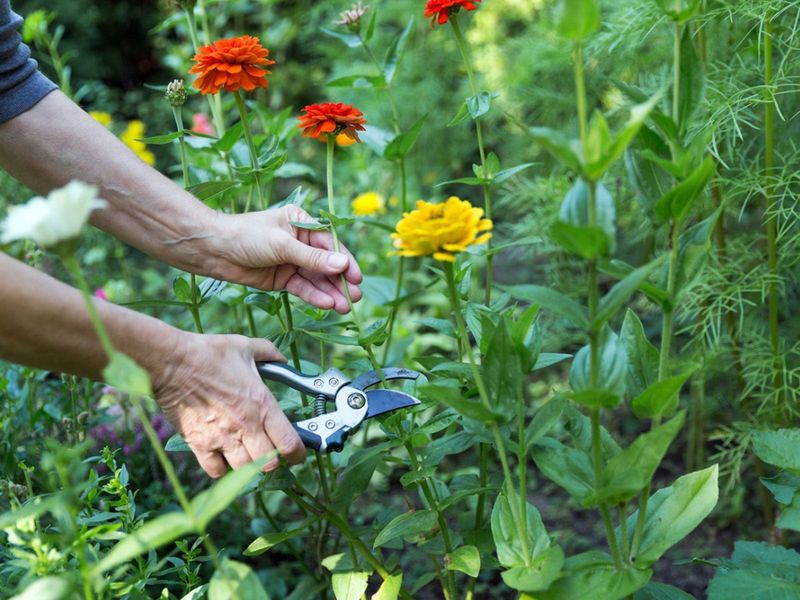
left=1, top=0, right=800, bottom=598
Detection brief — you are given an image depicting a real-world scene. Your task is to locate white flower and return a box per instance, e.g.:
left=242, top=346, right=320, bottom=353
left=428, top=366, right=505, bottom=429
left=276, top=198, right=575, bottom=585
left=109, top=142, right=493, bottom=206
left=0, top=181, right=106, bottom=248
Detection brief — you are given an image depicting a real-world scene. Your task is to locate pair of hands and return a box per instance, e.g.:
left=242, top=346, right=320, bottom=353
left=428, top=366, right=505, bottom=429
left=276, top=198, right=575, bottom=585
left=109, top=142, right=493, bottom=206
left=151, top=205, right=363, bottom=478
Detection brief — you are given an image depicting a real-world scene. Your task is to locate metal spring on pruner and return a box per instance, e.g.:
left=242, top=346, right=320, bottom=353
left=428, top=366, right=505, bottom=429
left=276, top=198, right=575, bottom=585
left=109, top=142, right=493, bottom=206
left=314, top=394, right=327, bottom=417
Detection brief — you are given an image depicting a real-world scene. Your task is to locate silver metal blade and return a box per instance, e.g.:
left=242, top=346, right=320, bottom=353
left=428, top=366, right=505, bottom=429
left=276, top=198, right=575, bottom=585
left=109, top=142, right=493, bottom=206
left=365, top=389, right=421, bottom=419
left=351, top=368, right=421, bottom=391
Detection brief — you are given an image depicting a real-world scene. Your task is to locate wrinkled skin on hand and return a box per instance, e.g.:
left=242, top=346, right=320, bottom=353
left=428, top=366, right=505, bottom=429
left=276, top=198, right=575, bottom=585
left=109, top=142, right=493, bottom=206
left=209, top=205, right=363, bottom=314
left=153, top=332, right=305, bottom=478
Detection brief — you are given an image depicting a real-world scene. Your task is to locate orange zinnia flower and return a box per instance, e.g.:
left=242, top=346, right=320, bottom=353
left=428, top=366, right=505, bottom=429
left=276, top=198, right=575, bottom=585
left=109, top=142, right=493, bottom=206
left=297, top=103, right=367, bottom=143
left=189, top=35, right=275, bottom=95
left=424, top=0, right=481, bottom=26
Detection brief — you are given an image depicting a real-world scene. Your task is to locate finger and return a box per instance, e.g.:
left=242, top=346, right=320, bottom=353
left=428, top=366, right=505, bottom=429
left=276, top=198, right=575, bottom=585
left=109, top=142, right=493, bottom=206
left=195, top=449, right=228, bottom=479
left=285, top=273, right=337, bottom=310
left=247, top=337, right=287, bottom=363
left=242, top=430, right=279, bottom=473
left=263, top=399, right=306, bottom=465
left=309, top=233, right=363, bottom=284
left=281, top=237, right=351, bottom=277
left=327, top=274, right=363, bottom=304
left=222, top=443, right=253, bottom=470
left=297, top=270, right=350, bottom=314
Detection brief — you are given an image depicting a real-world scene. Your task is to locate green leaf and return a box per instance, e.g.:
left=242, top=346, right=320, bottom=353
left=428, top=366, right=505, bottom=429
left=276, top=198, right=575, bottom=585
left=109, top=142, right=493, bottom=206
left=595, top=257, right=664, bottom=328
left=136, top=131, right=183, bottom=145
left=374, top=510, right=438, bottom=548
left=631, top=369, right=695, bottom=420
left=103, top=352, right=152, bottom=397
left=9, top=576, right=73, bottom=600
left=491, top=488, right=552, bottom=568
left=550, top=221, right=610, bottom=260
left=188, top=180, right=239, bottom=203
left=620, top=309, right=660, bottom=398
left=556, top=0, right=601, bottom=40
left=371, top=574, right=403, bottom=600
left=93, top=511, right=195, bottom=574
left=332, top=572, right=370, bottom=600
left=326, top=74, right=386, bottom=89
left=0, top=493, right=66, bottom=530
left=536, top=551, right=651, bottom=600
left=494, top=163, right=536, bottom=183
left=383, top=18, right=413, bottom=84
left=428, top=384, right=502, bottom=424
left=531, top=438, right=595, bottom=506
left=501, top=284, right=589, bottom=328
left=484, top=315, right=522, bottom=414
left=191, top=456, right=271, bottom=530
left=653, top=156, right=715, bottom=224
left=209, top=558, right=270, bottom=600
left=331, top=454, right=380, bottom=512
left=529, top=126, right=581, bottom=171
left=707, top=542, right=800, bottom=599
left=447, top=102, right=472, bottom=128
left=244, top=519, right=317, bottom=556
left=534, top=353, right=572, bottom=370
left=559, top=180, right=616, bottom=253
left=752, top=429, right=800, bottom=472
left=165, top=433, right=190, bottom=452
left=290, top=220, right=329, bottom=232
left=446, top=546, right=481, bottom=578
left=501, top=546, right=565, bottom=593
left=570, top=328, right=627, bottom=401
left=628, top=465, right=718, bottom=567
left=173, top=277, right=192, bottom=303
left=676, top=27, right=705, bottom=134
left=634, top=583, right=695, bottom=600
left=212, top=121, right=244, bottom=153
left=384, top=114, right=428, bottom=160
left=320, top=27, right=361, bottom=48
left=592, top=412, right=685, bottom=505
left=654, top=0, right=701, bottom=23
left=525, top=396, right=567, bottom=451
left=467, top=91, right=498, bottom=120
left=358, top=318, right=388, bottom=347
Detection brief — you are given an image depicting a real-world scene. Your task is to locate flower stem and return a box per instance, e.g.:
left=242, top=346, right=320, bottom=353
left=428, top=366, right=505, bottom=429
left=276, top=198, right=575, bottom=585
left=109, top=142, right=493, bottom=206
left=443, top=262, right=530, bottom=563
left=450, top=16, right=494, bottom=306
left=234, top=90, right=266, bottom=211
left=183, top=7, right=225, bottom=136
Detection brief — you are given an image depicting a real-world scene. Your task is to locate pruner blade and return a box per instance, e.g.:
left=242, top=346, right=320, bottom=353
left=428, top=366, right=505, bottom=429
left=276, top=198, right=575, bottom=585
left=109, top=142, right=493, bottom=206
left=364, top=389, right=421, bottom=419
left=351, top=367, right=421, bottom=391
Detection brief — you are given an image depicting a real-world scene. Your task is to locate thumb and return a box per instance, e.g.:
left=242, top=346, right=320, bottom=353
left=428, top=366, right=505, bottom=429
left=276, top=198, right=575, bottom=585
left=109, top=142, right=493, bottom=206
left=282, top=238, right=349, bottom=275
left=248, top=337, right=287, bottom=363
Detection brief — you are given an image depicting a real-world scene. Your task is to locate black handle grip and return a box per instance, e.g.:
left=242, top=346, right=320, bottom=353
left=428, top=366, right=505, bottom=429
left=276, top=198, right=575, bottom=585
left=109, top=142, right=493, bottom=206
left=292, top=423, right=323, bottom=452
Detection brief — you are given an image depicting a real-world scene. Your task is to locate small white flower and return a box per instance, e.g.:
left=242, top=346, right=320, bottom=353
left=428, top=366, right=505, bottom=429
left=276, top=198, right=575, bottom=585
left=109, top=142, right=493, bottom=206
left=0, top=181, right=107, bottom=248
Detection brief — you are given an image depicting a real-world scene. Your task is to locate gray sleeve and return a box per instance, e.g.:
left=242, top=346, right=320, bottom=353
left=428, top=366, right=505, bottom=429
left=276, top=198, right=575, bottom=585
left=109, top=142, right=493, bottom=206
left=0, top=0, right=57, bottom=123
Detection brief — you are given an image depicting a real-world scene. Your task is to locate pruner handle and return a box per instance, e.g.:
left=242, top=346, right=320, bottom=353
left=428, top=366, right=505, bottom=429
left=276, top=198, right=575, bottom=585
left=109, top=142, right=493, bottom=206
left=256, top=361, right=347, bottom=398
left=292, top=422, right=349, bottom=453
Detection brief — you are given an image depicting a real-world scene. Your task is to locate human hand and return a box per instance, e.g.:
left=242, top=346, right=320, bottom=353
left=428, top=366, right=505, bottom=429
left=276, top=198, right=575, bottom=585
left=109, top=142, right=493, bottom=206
left=152, top=331, right=305, bottom=478
left=206, top=206, right=363, bottom=314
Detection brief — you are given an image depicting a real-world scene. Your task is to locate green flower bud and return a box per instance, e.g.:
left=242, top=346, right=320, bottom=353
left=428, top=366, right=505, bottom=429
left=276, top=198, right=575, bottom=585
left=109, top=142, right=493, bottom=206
left=166, top=79, right=188, bottom=107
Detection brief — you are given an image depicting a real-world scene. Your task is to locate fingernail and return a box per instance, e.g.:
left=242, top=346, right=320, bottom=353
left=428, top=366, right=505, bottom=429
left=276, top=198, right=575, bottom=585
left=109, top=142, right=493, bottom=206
left=327, top=253, right=347, bottom=270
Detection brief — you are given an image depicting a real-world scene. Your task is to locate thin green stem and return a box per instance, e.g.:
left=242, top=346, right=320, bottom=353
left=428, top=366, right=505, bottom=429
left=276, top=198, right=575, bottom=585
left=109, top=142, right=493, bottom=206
left=444, top=262, right=529, bottom=563
left=673, top=23, right=683, bottom=126
left=381, top=257, right=405, bottom=365
left=189, top=274, right=204, bottom=334
left=619, top=503, right=630, bottom=565
left=61, top=254, right=114, bottom=357
left=234, top=91, right=266, bottom=211
left=574, top=44, right=589, bottom=149
left=184, top=8, right=225, bottom=136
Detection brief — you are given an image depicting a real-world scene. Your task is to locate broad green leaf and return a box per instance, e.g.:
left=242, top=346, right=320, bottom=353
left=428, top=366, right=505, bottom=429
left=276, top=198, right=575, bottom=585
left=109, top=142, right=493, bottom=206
left=529, top=126, right=582, bottom=171
left=484, top=315, right=522, bottom=413
left=631, top=369, right=695, bottom=420
left=374, top=510, right=438, bottom=548
left=10, top=576, right=73, bottom=600
left=620, top=309, right=660, bottom=398
left=494, top=163, right=536, bottom=184
left=602, top=259, right=670, bottom=308
left=320, top=27, right=361, bottom=47
left=173, top=276, right=192, bottom=302
left=209, top=558, right=270, bottom=600
left=531, top=438, right=595, bottom=506
left=136, top=131, right=183, bottom=144
left=653, top=156, right=715, bottom=224
left=446, top=545, right=481, bottom=578
left=0, top=493, right=65, bottom=530
left=467, top=91, right=498, bottom=120
left=191, top=456, right=270, bottom=529
left=244, top=519, right=317, bottom=556
left=383, top=18, right=413, bottom=84
left=501, top=546, right=565, bottom=593
left=501, top=284, right=589, bottom=328
left=212, top=121, right=244, bottom=153
left=676, top=27, right=705, bottom=133
left=761, top=472, right=800, bottom=505
left=570, top=328, right=627, bottom=401
left=625, top=145, right=672, bottom=217
left=371, top=574, right=403, bottom=600
left=447, top=102, right=471, bottom=127
left=93, top=511, right=195, bottom=574
left=165, top=433, right=191, bottom=452
left=534, top=353, right=572, bottom=370
left=103, top=352, right=152, bottom=397
left=358, top=318, right=388, bottom=347
left=188, top=180, right=238, bottom=203
left=595, top=257, right=663, bottom=328
left=384, top=114, right=428, bottom=160
left=550, top=221, right=609, bottom=259
left=707, top=541, right=800, bottom=600
left=567, top=388, right=620, bottom=409
left=525, top=396, right=566, bottom=451
left=332, top=572, right=370, bottom=600
left=654, top=0, right=702, bottom=23
left=425, top=384, right=502, bottom=423
left=331, top=454, right=380, bottom=512
left=635, top=583, right=695, bottom=599
left=592, top=412, right=685, bottom=505
left=559, top=180, right=616, bottom=253
left=556, top=0, right=601, bottom=40
left=752, top=429, right=800, bottom=471
left=326, top=74, right=386, bottom=89
left=491, top=489, right=551, bottom=568
left=536, top=551, right=651, bottom=600
left=629, top=465, right=718, bottom=567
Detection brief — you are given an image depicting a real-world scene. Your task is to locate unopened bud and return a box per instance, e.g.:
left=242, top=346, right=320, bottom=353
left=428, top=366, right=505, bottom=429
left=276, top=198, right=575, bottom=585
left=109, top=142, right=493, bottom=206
left=165, top=79, right=188, bottom=108
left=336, top=2, right=368, bottom=33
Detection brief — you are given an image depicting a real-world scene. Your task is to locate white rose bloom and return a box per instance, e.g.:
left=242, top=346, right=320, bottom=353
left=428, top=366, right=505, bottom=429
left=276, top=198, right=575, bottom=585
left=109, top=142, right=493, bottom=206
left=0, top=181, right=107, bottom=248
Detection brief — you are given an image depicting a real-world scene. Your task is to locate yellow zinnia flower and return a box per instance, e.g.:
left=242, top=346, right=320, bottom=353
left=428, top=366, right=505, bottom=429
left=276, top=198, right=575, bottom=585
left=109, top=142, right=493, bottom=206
left=352, top=191, right=385, bottom=216
left=120, top=120, right=156, bottom=166
left=391, top=196, right=493, bottom=262
left=89, top=111, right=113, bottom=128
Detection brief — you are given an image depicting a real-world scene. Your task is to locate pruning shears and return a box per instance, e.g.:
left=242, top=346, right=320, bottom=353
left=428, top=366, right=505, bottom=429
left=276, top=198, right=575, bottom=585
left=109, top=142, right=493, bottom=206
left=257, top=362, right=422, bottom=453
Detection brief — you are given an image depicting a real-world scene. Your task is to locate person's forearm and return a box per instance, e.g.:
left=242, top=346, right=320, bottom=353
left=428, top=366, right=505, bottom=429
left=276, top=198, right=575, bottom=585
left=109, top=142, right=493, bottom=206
left=0, top=252, right=183, bottom=386
left=0, top=91, right=221, bottom=274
